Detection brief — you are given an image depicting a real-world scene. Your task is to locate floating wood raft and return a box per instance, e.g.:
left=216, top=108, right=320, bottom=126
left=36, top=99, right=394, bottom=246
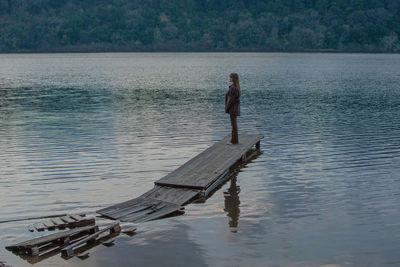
left=97, top=134, right=263, bottom=223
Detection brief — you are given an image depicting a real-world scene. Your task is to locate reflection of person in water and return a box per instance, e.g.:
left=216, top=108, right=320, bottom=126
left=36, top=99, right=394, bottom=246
left=224, top=176, right=240, bottom=228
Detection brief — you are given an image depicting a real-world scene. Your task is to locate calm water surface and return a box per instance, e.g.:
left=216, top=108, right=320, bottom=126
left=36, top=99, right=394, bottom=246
left=0, top=53, right=400, bottom=267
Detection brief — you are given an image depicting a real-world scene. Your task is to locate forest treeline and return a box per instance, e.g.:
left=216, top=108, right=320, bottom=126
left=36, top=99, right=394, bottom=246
left=0, top=0, right=399, bottom=52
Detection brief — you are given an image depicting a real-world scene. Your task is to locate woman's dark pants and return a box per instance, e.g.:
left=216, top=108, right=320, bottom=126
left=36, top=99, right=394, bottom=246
left=230, top=114, right=239, bottom=144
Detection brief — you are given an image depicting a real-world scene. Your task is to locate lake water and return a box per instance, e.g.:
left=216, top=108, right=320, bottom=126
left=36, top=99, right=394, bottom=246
left=0, top=53, right=399, bottom=267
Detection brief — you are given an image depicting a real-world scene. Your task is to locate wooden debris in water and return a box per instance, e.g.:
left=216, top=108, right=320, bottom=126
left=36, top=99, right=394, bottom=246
left=6, top=225, right=99, bottom=256
left=50, top=217, right=66, bottom=229
left=61, top=222, right=121, bottom=258
left=27, top=214, right=94, bottom=232
left=60, top=215, right=75, bottom=224
left=42, top=220, right=56, bottom=230
left=33, top=223, right=45, bottom=232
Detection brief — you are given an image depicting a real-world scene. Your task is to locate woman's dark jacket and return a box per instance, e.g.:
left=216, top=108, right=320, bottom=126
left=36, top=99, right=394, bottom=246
left=225, top=84, right=240, bottom=116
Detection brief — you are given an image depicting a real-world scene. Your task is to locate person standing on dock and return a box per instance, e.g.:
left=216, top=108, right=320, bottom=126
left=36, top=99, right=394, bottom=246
left=226, top=73, right=241, bottom=144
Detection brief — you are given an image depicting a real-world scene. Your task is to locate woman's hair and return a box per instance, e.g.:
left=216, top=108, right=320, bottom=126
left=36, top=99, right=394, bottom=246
left=230, top=73, right=241, bottom=96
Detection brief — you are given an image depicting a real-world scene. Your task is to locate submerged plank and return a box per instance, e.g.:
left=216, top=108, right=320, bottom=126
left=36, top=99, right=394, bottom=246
left=139, top=186, right=200, bottom=205
left=98, top=197, right=156, bottom=218
left=98, top=197, right=183, bottom=223
left=61, top=222, right=120, bottom=258
left=135, top=204, right=183, bottom=223
left=155, top=134, right=263, bottom=189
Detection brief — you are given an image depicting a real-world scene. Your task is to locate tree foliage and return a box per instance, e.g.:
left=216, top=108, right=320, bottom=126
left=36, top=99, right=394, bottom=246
left=0, top=0, right=399, bottom=52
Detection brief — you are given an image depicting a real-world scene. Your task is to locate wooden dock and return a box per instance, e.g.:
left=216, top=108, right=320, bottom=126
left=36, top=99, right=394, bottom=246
left=5, top=133, right=262, bottom=262
left=97, top=134, right=263, bottom=223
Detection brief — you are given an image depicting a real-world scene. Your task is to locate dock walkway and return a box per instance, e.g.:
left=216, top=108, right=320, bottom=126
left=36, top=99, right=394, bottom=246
left=97, top=134, right=263, bottom=223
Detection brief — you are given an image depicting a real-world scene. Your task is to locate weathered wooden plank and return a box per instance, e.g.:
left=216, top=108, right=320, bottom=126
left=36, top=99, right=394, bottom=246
left=6, top=225, right=98, bottom=252
left=99, top=196, right=183, bottom=223
left=135, top=204, right=183, bottom=223
left=121, top=208, right=154, bottom=222
left=42, top=220, right=56, bottom=230
left=60, top=215, right=75, bottom=224
left=97, top=197, right=152, bottom=215
left=121, top=201, right=183, bottom=223
left=140, top=186, right=200, bottom=205
left=33, top=223, right=46, bottom=232
left=155, top=134, right=263, bottom=189
left=99, top=198, right=157, bottom=219
left=113, top=199, right=165, bottom=222
left=51, top=217, right=66, bottom=227
left=98, top=197, right=156, bottom=220
left=61, top=222, right=120, bottom=258
left=107, top=204, right=152, bottom=220
left=71, top=217, right=95, bottom=227
left=70, top=214, right=84, bottom=221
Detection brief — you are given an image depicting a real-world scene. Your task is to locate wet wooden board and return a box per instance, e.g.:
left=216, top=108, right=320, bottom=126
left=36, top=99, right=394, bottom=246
left=60, top=215, right=75, bottom=224
left=70, top=214, right=84, bottom=221
left=139, top=186, right=200, bottom=205
left=28, top=214, right=93, bottom=232
left=6, top=225, right=98, bottom=256
left=155, top=134, right=263, bottom=189
left=33, top=223, right=45, bottom=232
left=97, top=197, right=183, bottom=223
left=51, top=217, right=66, bottom=228
left=42, top=220, right=56, bottom=230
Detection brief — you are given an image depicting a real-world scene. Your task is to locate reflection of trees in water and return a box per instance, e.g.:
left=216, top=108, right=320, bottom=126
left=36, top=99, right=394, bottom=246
left=224, top=176, right=240, bottom=228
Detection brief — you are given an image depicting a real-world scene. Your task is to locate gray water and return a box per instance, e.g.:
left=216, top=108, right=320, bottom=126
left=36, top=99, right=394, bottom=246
left=0, top=53, right=399, bottom=267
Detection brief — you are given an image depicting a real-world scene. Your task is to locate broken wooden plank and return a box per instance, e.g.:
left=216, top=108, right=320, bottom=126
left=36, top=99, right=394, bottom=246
left=60, top=215, right=75, bottom=224
left=6, top=225, right=99, bottom=256
left=61, top=222, right=120, bottom=258
left=135, top=204, right=184, bottom=223
left=51, top=217, right=66, bottom=228
left=97, top=197, right=160, bottom=219
left=70, top=214, right=84, bottom=221
left=97, top=197, right=151, bottom=216
left=33, top=223, right=45, bottom=232
left=139, top=186, right=200, bottom=206
left=71, top=217, right=95, bottom=227
left=62, top=231, right=119, bottom=260
left=98, top=197, right=183, bottom=223
left=42, top=220, right=56, bottom=230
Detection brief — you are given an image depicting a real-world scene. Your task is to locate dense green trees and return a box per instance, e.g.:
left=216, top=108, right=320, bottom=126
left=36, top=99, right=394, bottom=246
left=0, top=0, right=399, bottom=52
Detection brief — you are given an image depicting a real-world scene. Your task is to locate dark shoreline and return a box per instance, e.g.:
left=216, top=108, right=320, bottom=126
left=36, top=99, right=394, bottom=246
left=0, top=49, right=398, bottom=54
